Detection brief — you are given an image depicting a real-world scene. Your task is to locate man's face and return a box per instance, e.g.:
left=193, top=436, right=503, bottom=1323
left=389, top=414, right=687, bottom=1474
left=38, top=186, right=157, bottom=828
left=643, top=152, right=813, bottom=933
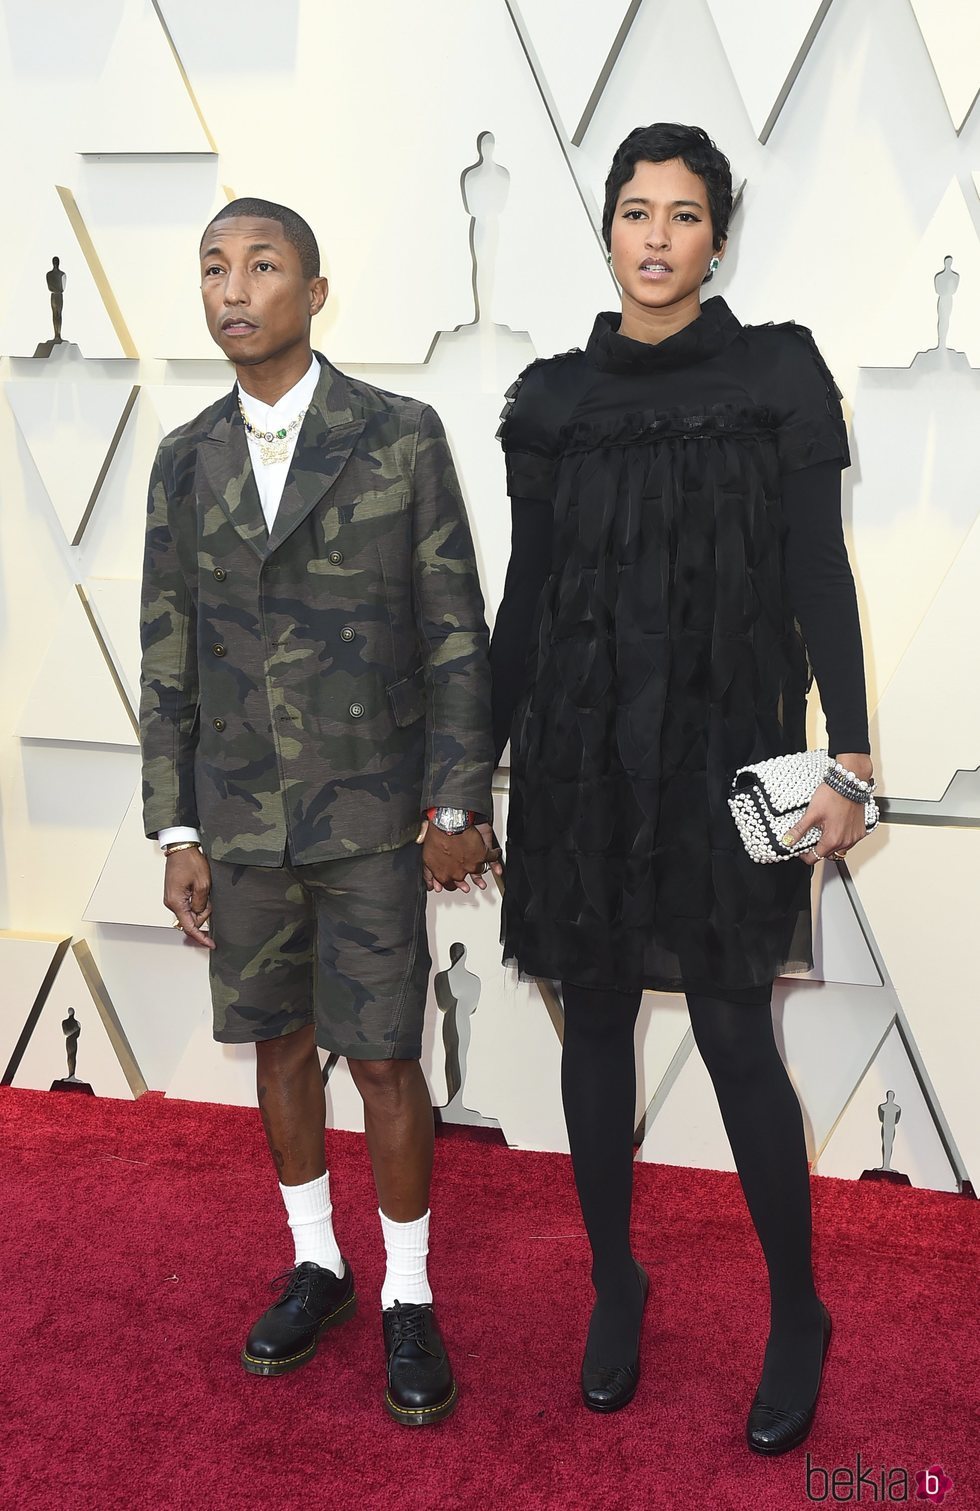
left=199, top=216, right=327, bottom=366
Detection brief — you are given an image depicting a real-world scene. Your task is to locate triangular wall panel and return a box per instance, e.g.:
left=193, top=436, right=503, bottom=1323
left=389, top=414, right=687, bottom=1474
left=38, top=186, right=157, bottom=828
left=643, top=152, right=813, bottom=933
left=75, top=169, right=231, bottom=359
left=799, top=864, right=882, bottom=987
left=0, top=191, right=129, bottom=358
left=11, top=942, right=146, bottom=1100
left=85, top=578, right=142, bottom=717
left=705, top=0, right=832, bottom=141
left=144, top=382, right=230, bottom=444
left=873, top=516, right=980, bottom=800
left=16, top=587, right=138, bottom=746
left=847, top=824, right=978, bottom=1188
left=861, top=179, right=980, bottom=367
left=0, top=932, right=72, bottom=1083
left=815, top=1021, right=959, bottom=1191
left=909, top=0, right=980, bottom=131
left=511, top=0, right=640, bottom=142
left=84, top=785, right=173, bottom=929
left=78, top=0, right=214, bottom=154
left=6, top=382, right=138, bottom=546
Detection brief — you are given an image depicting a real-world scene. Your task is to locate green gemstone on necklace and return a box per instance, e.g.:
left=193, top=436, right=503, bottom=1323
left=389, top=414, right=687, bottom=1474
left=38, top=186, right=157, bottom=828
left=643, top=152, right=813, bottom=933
left=276, top=428, right=287, bottom=439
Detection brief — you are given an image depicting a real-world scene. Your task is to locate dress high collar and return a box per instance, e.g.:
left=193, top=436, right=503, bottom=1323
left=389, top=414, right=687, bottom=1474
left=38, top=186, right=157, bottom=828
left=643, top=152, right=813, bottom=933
left=585, top=296, right=743, bottom=374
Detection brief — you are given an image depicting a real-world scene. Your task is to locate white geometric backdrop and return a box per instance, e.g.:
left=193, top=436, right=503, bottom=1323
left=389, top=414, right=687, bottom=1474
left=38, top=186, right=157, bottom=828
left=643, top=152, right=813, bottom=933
left=1, top=0, right=977, bottom=1196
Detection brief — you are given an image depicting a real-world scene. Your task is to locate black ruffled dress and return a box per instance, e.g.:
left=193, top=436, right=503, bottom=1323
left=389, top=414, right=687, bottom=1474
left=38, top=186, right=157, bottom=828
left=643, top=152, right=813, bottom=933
left=493, top=297, right=868, bottom=996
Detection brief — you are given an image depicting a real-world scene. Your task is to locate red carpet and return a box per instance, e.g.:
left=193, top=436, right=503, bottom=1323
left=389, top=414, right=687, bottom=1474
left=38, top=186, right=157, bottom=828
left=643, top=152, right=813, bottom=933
left=2, top=1087, right=976, bottom=1511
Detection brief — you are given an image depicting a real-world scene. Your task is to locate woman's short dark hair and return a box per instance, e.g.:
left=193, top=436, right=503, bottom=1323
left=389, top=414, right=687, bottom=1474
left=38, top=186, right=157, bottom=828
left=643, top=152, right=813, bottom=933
left=601, top=123, right=733, bottom=251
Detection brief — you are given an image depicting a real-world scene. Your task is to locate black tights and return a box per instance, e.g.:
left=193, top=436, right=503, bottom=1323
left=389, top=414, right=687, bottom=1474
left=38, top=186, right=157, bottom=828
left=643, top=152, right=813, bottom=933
left=560, top=981, right=825, bottom=1411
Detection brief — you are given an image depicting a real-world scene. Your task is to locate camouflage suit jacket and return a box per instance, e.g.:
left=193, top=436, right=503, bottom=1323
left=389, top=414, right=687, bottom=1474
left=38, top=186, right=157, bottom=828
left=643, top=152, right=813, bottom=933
left=139, top=355, right=493, bottom=866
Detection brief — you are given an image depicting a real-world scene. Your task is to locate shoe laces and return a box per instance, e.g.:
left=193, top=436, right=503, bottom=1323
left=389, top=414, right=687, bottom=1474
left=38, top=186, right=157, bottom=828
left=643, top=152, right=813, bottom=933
left=387, top=1302, right=431, bottom=1350
left=270, top=1265, right=318, bottom=1305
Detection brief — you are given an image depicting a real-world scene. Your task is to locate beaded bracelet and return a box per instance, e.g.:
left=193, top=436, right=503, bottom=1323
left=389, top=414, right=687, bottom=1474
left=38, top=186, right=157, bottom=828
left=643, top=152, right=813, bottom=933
left=823, top=759, right=876, bottom=804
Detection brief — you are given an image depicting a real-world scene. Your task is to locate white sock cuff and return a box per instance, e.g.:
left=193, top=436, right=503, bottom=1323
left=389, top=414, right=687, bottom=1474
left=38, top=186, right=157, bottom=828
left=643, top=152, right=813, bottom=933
left=378, top=1207, right=430, bottom=1256
left=280, top=1172, right=331, bottom=1223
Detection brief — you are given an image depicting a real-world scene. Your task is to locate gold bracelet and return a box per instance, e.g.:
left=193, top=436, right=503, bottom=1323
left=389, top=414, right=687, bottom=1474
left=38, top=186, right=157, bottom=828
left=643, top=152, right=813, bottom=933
left=163, top=841, right=201, bottom=856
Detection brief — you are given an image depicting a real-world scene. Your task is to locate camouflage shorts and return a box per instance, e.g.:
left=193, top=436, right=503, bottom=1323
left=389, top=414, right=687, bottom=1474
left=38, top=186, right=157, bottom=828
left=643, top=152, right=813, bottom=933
left=207, top=842, right=430, bottom=1060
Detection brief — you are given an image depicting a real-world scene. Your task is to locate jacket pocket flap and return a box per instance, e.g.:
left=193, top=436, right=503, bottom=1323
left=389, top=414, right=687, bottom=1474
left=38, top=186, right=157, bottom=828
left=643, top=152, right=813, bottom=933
left=387, top=665, right=426, bottom=728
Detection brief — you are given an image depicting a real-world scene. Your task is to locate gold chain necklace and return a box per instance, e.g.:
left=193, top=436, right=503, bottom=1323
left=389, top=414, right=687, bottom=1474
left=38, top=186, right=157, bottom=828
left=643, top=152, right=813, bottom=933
left=238, top=394, right=308, bottom=465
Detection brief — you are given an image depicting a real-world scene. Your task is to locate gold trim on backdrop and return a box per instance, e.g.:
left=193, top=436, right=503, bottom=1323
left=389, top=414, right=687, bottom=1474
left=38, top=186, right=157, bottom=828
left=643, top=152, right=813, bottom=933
left=55, top=187, right=139, bottom=358
left=73, top=387, right=140, bottom=546
left=75, top=584, right=140, bottom=735
left=72, top=940, right=149, bottom=1098
left=148, top=0, right=220, bottom=154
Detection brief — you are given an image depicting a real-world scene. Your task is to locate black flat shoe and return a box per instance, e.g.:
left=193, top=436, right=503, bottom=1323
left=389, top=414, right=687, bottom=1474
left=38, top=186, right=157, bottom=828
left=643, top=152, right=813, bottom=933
left=383, top=1301, right=457, bottom=1426
left=746, top=1302, right=832, bottom=1455
left=241, top=1260, right=355, bottom=1377
left=581, top=1262, right=649, bottom=1414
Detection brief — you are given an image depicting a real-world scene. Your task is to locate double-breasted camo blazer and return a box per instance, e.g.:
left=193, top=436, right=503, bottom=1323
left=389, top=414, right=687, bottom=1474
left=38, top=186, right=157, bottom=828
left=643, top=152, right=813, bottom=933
left=139, top=355, right=494, bottom=866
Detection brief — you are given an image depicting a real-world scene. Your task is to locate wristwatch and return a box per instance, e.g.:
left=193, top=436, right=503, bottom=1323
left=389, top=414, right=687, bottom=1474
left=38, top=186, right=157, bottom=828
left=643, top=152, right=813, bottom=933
left=426, top=806, right=474, bottom=835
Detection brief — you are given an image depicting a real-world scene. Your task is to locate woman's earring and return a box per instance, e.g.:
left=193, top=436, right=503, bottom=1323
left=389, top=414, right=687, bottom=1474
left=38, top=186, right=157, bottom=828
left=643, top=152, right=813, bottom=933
left=708, top=256, right=721, bottom=275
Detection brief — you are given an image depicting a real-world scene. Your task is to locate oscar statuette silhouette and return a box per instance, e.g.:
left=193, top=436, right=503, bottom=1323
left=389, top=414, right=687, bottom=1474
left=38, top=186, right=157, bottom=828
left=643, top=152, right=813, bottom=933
left=50, top=1007, right=95, bottom=1095
left=860, top=1090, right=910, bottom=1185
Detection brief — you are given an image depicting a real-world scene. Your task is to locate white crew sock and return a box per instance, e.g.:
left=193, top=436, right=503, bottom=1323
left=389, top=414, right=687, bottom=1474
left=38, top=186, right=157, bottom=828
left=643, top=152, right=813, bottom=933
left=279, top=1173, right=344, bottom=1277
left=379, top=1208, right=432, bottom=1309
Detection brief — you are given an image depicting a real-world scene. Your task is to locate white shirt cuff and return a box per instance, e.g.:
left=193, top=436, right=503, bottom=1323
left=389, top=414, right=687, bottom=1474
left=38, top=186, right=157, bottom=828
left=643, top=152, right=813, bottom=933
left=158, top=826, right=202, bottom=850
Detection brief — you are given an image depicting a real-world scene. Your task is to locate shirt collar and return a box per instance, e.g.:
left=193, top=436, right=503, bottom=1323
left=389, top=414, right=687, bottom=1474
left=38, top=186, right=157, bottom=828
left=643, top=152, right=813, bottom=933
left=237, top=353, right=320, bottom=425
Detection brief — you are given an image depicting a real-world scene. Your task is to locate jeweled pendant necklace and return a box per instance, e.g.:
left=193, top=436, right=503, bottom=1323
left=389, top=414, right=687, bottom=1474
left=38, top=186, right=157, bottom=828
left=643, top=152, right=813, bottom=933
left=238, top=393, right=308, bottom=465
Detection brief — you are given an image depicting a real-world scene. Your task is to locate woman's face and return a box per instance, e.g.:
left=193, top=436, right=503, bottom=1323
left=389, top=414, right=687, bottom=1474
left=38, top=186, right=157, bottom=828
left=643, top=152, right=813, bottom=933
left=609, top=158, right=721, bottom=316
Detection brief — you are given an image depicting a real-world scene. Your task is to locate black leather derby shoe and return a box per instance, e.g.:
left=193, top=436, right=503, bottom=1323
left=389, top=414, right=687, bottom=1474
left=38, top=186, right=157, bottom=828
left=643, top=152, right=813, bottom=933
left=241, top=1260, right=355, bottom=1377
left=581, top=1262, right=650, bottom=1414
left=382, top=1301, right=457, bottom=1426
left=746, top=1302, right=832, bottom=1455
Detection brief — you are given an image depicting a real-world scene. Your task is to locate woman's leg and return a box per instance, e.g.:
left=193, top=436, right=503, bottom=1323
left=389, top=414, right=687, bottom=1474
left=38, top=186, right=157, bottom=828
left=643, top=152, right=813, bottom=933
left=686, top=987, right=826, bottom=1412
left=561, top=981, right=646, bottom=1365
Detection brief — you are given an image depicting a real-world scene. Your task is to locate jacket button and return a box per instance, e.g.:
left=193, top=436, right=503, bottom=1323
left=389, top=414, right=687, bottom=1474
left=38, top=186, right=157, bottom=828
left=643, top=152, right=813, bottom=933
left=213, top=718, right=225, bottom=732
left=349, top=703, right=364, bottom=719
left=212, top=568, right=226, bottom=582
left=212, top=644, right=226, bottom=657
left=340, top=626, right=355, bottom=642
left=328, top=549, right=344, bottom=565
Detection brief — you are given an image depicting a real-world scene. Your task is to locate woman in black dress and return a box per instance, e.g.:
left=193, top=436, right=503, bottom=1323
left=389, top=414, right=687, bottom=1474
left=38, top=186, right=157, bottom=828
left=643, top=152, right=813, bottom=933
left=490, top=124, right=874, bottom=1453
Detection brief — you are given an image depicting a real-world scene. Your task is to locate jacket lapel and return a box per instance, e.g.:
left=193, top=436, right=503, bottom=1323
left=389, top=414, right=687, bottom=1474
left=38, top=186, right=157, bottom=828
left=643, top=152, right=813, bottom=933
left=265, top=357, right=366, bottom=556
left=197, top=390, right=268, bottom=560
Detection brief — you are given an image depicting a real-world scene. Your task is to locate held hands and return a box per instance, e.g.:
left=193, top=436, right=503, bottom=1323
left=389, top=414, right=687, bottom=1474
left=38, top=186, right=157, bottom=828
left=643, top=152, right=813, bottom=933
left=164, top=847, right=216, bottom=947
left=418, top=819, right=504, bottom=893
left=782, top=753, right=873, bottom=866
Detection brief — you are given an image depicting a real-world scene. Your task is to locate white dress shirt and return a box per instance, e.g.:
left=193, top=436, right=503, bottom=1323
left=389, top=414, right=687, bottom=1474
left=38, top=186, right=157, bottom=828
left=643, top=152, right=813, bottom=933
left=157, top=355, right=320, bottom=851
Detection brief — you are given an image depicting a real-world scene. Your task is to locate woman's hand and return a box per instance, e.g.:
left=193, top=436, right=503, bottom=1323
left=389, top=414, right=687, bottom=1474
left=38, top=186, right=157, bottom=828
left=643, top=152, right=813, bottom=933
left=782, top=753, right=873, bottom=865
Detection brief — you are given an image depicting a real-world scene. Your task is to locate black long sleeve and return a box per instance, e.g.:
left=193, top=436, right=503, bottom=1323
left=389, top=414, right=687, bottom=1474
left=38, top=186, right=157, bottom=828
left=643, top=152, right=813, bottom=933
left=489, top=496, right=552, bottom=764
left=489, top=463, right=870, bottom=766
left=782, top=460, right=870, bottom=756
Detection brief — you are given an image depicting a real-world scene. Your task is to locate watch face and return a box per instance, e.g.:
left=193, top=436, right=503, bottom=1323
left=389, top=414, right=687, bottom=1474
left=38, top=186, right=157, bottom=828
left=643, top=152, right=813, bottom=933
left=434, top=807, right=469, bottom=834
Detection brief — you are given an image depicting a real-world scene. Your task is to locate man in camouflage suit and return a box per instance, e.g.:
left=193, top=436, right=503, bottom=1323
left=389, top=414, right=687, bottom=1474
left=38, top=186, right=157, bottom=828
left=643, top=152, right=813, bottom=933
left=139, top=197, right=495, bottom=1425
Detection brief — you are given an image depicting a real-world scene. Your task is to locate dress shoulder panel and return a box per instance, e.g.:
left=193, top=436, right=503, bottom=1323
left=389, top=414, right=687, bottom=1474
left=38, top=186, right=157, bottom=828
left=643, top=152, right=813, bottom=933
left=742, top=320, right=850, bottom=474
left=497, top=348, right=586, bottom=500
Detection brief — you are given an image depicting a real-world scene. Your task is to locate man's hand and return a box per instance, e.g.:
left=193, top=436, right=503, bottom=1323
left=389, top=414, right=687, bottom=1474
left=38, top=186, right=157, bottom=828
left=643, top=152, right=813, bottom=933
left=164, top=847, right=215, bottom=947
left=420, top=821, right=492, bottom=894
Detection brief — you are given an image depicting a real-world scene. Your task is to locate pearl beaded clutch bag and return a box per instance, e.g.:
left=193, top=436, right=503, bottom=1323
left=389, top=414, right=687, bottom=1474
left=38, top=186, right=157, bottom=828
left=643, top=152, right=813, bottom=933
left=728, top=749, right=879, bottom=864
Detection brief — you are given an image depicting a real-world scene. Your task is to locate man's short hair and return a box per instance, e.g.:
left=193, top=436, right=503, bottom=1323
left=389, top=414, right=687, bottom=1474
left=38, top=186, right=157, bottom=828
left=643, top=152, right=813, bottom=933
left=202, top=197, right=320, bottom=278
